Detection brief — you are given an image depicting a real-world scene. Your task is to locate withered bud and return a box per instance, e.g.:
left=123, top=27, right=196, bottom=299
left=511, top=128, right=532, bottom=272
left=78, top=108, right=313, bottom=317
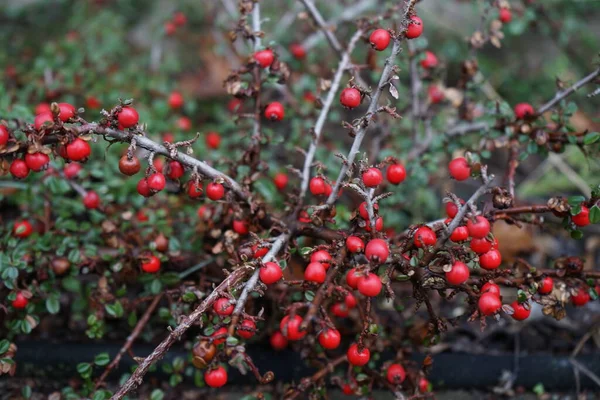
left=547, top=197, right=569, bottom=217
left=51, top=257, right=71, bottom=276
left=534, top=130, right=548, bottom=146
left=557, top=256, right=584, bottom=275
left=492, top=187, right=513, bottom=209
left=191, top=340, right=216, bottom=369
left=154, top=233, right=169, bottom=253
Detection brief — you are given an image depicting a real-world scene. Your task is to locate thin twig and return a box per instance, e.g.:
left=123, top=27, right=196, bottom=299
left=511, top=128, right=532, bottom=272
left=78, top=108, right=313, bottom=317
left=537, top=68, right=600, bottom=115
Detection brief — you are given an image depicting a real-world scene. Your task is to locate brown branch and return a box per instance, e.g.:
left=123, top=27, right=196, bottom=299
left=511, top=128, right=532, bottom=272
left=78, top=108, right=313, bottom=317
left=110, top=266, right=251, bottom=399
left=96, top=293, right=163, bottom=389
left=285, top=354, right=347, bottom=399
left=537, top=68, right=600, bottom=115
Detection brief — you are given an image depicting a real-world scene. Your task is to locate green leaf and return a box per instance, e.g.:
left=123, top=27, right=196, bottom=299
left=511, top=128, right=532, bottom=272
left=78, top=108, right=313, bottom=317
left=0, top=340, right=10, bottom=355
left=299, top=247, right=313, bottom=256
left=584, top=132, right=600, bottom=145
left=150, top=279, right=162, bottom=295
left=567, top=195, right=586, bottom=207
left=226, top=336, right=238, bottom=346
left=571, top=229, right=584, bottom=240
left=589, top=205, right=600, bottom=224
left=182, top=292, right=197, bottom=302
left=304, top=290, right=315, bottom=301
left=105, top=301, right=124, bottom=318
left=94, top=352, right=110, bottom=366
left=62, top=276, right=81, bottom=292
left=22, top=386, right=32, bottom=399
left=160, top=272, right=180, bottom=286
left=46, top=296, right=60, bottom=314
left=150, top=389, right=164, bottom=400
left=77, top=362, right=92, bottom=379
left=532, top=383, right=545, bottom=395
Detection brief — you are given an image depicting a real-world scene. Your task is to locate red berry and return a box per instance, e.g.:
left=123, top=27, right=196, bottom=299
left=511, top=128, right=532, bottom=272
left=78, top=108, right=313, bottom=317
left=35, top=103, right=51, bottom=114
left=58, top=103, right=76, bottom=122
left=12, top=292, right=29, bottom=309
left=347, top=343, right=370, bottom=366
left=310, top=250, right=332, bottom=269
left=450, top=225, right=469, bottom=242
left=499, top=8, right=512, bottom=23
left=136, top=210, right=149, bottom=221
left=168, top=91, right=184, bottom=109
left=0, top=125, right=10, bottom=146
left=264, top=101, right=284, bottom=121
left=406, top=16, right=423, bottom=39
left=83, top=191, right=100, bottom=209
left=259, top=262, right=283, bottom=285
left=137, top=178, right=152, bottom=197
left=10, top=159, right=29, bottom=179
left=386, top=164, right=406, bottom=184
left=206, top=182, right=225, bottom=201
left=414, top=226, right=436, bottom=248
left=213, top=298, right=234, bottom=316
left=279, top=315, right=306, bottom=340
left=164, top=21, right=176, bottom=35
left=254, top=49, right=274, bottom=68
left=298, top=210, right=311, bottom=223
left=290, top=43, right=306, bottom=59
left=467, top=216, right=491, bottom=238
left=572, top=205, right=590, bottom=227
left=357, top=273, right=382, bottom=297
left=309, top=177, right=327, bottom=195
left=141, top=255, right=161, bottom=273
left=205, top=366, right=227, bottom=388
left=572, top=287, right=590, bottom=306
left=331, top=302, right=349, bottom=318
left=64, top=162, right=81, bottom=179
left=510, top=301, right=530, bottom=320
left=358, top=202, right=378, bottom=219
left=66, top=138, right=91, bottom=161
left=34, top=112, right=53, bottom=130
left=365, top=239, right=389, bottom=263
left=270, top=331, right=288, bottom=350
left=177, top=116, right=192, bottom=131
left=211, top=327, right=228, bottom=345
left=470, top=237, right=493, bottom=254
left=428, top=85, right=444, bottom=104
left=481, top=282, right=501, bottom=296
left=342, top=384, right=354, bottom=395
left=173, top=11, right=187, bottom=26
left=478, top=292, right=502, bottom=316
left=340, top=88, right=361, bottom=109
left=233, top=219, right=249, bottom=235
left=365, top=216, right=384, bottom=233
left=186, top=181, right=202, bottom=198
left=205, top=131, right=221, bottom=149
left=514, top=103, right=534, bottom=119
left=237, top=319, right=256, bottom=339
left=446, top=261, right=470, bottom=285
left=305, top=262, right=326, bottom=283
left=480, top=249, right=502, bottom=270
left=118, top=155, right=141, bottom=176
left=419, top=378, right=431, bottom=393
left=445, top=200, right=463, bottom=218
left=387, top=364, right=406, bottom=384
left=24, top=152, right=50, bottom=172
left=117, top=106, right=139, bottom=128
left=362, top=167, right=383, bottom=187
left=228, top=98, right=242, bottom=112
left=166, top=161, right=185, bottom=180
left=420, top=51, right=438, bottom=69
left=86, top=96, right=101, bottom=109
left=319, top=329, right=341, bottom=350
left=346, top=268, right=361, bottom=289
left=252, top=243, right=269, bottom=259
left=274, top=172, right=289, bottom=190
left=346, top=236, right=365, bottom=253
left=345, top=293, right=357, bottom=308
left=13, top=220, right=33, bottom=238
left=448, top=157, right=471, bottom=181
left=369, top=29, right=391, bottom=51
left=147, top=173, right=166, bottom=192
left=538, top=276, right=553, bottom=294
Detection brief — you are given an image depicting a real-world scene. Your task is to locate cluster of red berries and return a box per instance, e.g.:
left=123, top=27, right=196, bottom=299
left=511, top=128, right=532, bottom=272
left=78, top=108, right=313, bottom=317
left=164, top=11, right=187, bottom=36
